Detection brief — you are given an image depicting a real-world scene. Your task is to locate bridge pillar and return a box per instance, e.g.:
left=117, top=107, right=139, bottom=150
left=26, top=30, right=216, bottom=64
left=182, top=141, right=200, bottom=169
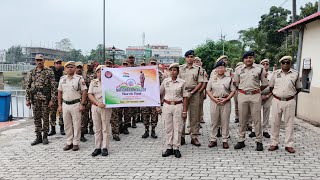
left=0, top=72, right=4, bottom=90
left=21, top=72, right=29, bottom=89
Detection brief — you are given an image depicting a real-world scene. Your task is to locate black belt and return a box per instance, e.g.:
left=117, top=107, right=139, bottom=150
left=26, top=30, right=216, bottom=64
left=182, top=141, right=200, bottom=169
left=273, top=95, right=295, bottom=101
left=63, top=99, right=81, bottom=105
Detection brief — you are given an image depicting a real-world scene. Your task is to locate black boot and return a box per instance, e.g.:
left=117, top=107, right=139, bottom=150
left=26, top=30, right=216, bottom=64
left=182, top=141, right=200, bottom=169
left=91, top=149, right=101, bottom=157
left=256, top=142, right=264, bottom=151
left=101, top=148, right=108, bottom=156
left=162, top=149, right=173, bottom=157
left=151, top=128, right=158, bottom=139
left=80, top=133, right=87, bottom=142
left=60, top=125, right=65, bottom=135
left=43, top=133, right=49, bottom=145
left=234, top=141, right=245, bottom=149
left=48, top=126, right=56, bottom=136
left=131, top=119, right=137, bottom=128
left=89, top=127, right=94, bottom=135
left=249, top=132, right=256, bottom=138
left=113, top=134, right=121, bottom=141
left=31, top=133, right=42, bottom=146
left=142, top=129, right=149, bottom=138
left=123, top=124, right=129, bottom=135
left=174, top=149, right=181, bottom=158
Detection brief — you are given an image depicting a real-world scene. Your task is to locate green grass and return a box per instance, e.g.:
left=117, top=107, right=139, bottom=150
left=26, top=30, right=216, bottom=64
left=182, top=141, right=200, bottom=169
left=2, top=71, right=23, bottom=85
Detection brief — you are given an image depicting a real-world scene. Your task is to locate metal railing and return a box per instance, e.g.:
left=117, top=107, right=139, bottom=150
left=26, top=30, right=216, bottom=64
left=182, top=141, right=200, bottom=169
left=0, top=64, right=35, bottom=72
left=0, top=90, right=32, bottom=119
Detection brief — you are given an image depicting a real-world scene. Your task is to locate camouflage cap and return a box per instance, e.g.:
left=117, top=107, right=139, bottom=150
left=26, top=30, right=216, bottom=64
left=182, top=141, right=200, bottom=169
left=216, top=55, right=228, bottom=63
left=279, top=56, right=292, bottom=63
left=35, top=54, right=44, bottom=60
left=54, top=58, right=62, bottom=63
left=87, top=60, right=94, bottom=66
left=128, top=54, right=135, bottom=58
left=140, top=61, right=146, bottom=65
left=75, top=61, right=83, bottom=67
left=64, top=61, right=76, bottom=67
left=122, top=60, right=128, bottom=65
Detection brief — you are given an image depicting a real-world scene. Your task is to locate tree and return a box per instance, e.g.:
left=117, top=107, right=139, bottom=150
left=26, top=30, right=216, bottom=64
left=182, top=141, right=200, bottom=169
left=299, top=2, right=318, bottom=19
left=87, top=44, right=105, bottom=64
left=6, top=46, right=25, bottom=63
left=55, top=38, right=73, bottom=52
left=65, top=49, right=87, bottom=62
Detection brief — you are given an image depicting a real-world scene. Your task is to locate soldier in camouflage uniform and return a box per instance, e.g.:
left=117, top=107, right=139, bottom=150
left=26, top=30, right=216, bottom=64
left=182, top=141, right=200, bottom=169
left=84, top=60, right=96, bottom=135
left=26, top=54, right=57, bottom=146
left=136, top=60, right=146, bottom=123
left=48, top=58, right=65, bottom=136
left=141, top=58, right=163, bottom=139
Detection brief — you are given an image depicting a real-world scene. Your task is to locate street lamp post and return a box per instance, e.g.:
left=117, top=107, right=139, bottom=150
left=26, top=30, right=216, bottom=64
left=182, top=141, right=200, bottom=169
left=112, top=46, right=116, bottom=62
left=103, top=0, right=106, bottom=63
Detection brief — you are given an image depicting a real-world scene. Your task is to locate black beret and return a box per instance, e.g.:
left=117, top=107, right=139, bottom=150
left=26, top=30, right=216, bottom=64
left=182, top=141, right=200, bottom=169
left=185, top=50, right=195, bottom=57
left=213, top=60, right=226, bottom=69
left=242, top=50, right=255, bottom=60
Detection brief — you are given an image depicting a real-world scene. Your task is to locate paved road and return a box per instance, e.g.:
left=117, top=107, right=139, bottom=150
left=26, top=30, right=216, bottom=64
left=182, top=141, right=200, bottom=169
left=1, top=99, right=320, bottom=180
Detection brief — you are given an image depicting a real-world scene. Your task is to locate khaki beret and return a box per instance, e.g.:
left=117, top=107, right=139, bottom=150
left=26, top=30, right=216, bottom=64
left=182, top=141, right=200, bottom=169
left=236, top=62, right=243, bottom=67
left=35, top=54, right=44, bottom=60
left=64, top=61, right=76, bottom=67
left=216, top=55, right=228, bottom=63
left=87, top=60, right=94, bottom=66
left=279, top=56, right=292, bottom=63
left=194, top=57, right=202, bottom=62
left=169, top=63, right=179, bottom=70
left=95, top=65, right=105, bottom=72
left=260, top=59, right=269, bottom=64
left=54, top=58, right=62, bottom=63
left=149, top=57, right=157, bottom=63
left=75, top=61, right=83, bottom=67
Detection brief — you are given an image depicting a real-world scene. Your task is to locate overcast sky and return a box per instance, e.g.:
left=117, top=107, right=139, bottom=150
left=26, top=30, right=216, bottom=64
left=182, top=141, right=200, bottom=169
left=0, top=0, right=314, bottom=54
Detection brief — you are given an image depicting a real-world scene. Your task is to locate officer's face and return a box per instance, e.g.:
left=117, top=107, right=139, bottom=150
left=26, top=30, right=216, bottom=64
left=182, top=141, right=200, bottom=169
left=281, top=60, right=291, bottom=71
left=216, top=66, right=226, bottom=75
left=194, top=60, right=201, bottom=66
left=185, top=55, right=194, bottom=64
left=66, top=65, right=76, bottom=74
left=55, top=61, right=62, bottom=68
left=96, top=69, right=101, bottom=80
left=170, top=67, right=179, bottom=77
left=76, top=66, right=83, bottom=75
left=35, top=59, right=44, bottom=68
left=261, top=62, right=269, bottom=71
left=87, top=65, right=94, bottom=71
left=243, top=56, right=254, bottom=66
left=105, top=62, right=111, bottom=67
left=128, top=57, right=135, bottom=64
left=223, top=58, right=228, bottom=65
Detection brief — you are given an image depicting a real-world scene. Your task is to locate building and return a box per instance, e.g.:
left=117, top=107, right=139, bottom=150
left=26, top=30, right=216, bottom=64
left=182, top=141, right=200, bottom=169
left=22, top=47, right=70, bottom=64
left=125, top=46, right=152, bottom=62
left=106, top=47, right=126, bottom=64
left=150, top=45, right=182, bottom=64
left=278, top=12, right=320, bottom=125
left=0, top=49, right=6, bottom=62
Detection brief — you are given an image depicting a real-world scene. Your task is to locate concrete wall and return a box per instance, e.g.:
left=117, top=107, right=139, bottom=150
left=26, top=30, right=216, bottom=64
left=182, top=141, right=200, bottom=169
left=297, top=21, right=320, bottom=125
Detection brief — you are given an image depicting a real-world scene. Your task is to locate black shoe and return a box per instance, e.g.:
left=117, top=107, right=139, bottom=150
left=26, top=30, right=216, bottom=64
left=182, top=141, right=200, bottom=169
left=249, top=132, right=256, bottom=138
left=60, top=125, right=65, bottom=135
left=142, top=129, right=149, bottom=138
left=263, top=132, right=270, bottom=138
left=234, top=141, right=245, bottom=149
left=48, top=126, right=56, bottom=136
left=89, top=127, right=94, bottom=135
left=123, top=125, right=129, bottom=135
left=113, top=134, right=121, bottom=141
left=151, top=129, right=157, bottom=139
left=91, top=149, right=101, bottom=157
left=31, top=134, right=42, bottom=146
left=216, top=127, right=222, bottom=137
left=42, top=134, right=49, bottom=145
left=234, top=118, right=239, bottom=123
left=162, top=149, right=173, bottom=157
left=256, top=142, right=263, bottom=151
left=174, top=149, right=181, bottom=158
left=80, top=133, right=87, bottom=142
left=101, top=148, right=108, bottom=156
left=246, top=125, right=252, bottom=132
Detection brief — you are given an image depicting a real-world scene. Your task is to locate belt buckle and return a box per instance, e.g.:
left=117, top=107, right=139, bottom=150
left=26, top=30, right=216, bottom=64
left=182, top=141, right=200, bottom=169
left=281, top=97, right=286, bottom=101
left=170, top=101, right=175, bottom=105
left=245, top=90, right=252, bottom=95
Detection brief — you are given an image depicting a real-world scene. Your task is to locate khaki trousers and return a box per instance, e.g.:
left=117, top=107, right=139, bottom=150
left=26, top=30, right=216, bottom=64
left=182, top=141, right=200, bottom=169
left=63, top=103, right=81, bottom=146
left=271, top=98, right=296, bottom=147
left=199, top=92, right=204, bottom=121
left=210, top=100, right=231, bottom=142
left=92, top=105, right=112, bottom=149
left=182, top=91, right=200, bottom=139
left=252, top=96, right=272, bottom=132
left=162, top=103, right=183, bottom=150
left=238, top=93, right=262, bottom=143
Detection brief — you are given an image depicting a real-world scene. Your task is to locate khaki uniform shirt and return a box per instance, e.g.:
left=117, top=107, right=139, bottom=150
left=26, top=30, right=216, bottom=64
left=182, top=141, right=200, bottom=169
left=160, top=78, right=188, bottom=101
left=234, top=64, right=268, bottom=91
left=261, top=71, right=273, bottom=95
left=203, top=69, right=209, bottom=83
left=58, top=74, right=87, bottom=101
left=88, top=79, right=103, bottom=103
left=269, top=69, right=302, bottom=98
left=206, top=75, right=236, bottom=97
left=178, top=64, right=204, bottom=89
left=210, top=67, right=233, bottom=78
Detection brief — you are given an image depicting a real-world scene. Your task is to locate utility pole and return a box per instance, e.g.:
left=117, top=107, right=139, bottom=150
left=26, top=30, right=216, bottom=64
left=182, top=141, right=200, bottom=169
left=103, top=0, right=106, bottom=63
left=220, top=31, right=226, bottom=55
left=292, top=0, right=297, bottom=45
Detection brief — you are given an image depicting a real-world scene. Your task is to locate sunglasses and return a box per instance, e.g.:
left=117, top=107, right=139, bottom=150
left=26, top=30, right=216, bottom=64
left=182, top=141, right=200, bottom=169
left=67, top=66, right=75, bottom=69
left=150, top=63, right=156, bottom=65
left=262, top=63, right=269, bottom=66
left=55, top=62, right=62, bottom=64
left=281, top=61, right=291, bottom=65
left=35, top=59, right=43, bottom=62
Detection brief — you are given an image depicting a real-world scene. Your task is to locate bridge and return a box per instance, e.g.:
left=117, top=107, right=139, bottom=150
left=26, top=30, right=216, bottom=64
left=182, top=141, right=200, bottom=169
left=0, top=64, right=35, bottom=72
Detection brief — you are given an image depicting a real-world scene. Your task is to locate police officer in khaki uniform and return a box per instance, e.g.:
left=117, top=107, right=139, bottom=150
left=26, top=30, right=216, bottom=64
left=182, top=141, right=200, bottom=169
left=88, top=65, right=112, bottom=156
left=159, top=63, right=188, bottom=158
left=234, top=62, right=244, bottom=123
left=58, top=61, right=87, bottom=151
left=179, top=50, right=204, bottom=146
left=268, top=56, right=302, bottom=153
left=207, top=60, right=236, bottom=149
left=233, top=51, right=268, bottom=151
